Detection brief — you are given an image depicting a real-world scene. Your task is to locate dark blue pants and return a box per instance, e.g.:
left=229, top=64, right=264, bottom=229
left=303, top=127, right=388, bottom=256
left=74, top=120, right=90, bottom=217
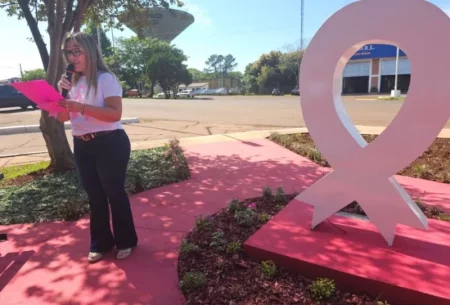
left=74, top=129, right=138, bottom=252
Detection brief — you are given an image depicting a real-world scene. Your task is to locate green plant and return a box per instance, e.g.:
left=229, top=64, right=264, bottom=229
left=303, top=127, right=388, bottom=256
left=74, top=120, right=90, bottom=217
left=262, top=186, right=272, bottom=201
left=180, top=240, right=200, bottom=254
left=180, top=271, right=207, bottom=292
left=226, top=241, right=242, bottom=253
left=269, top=132, right=282, bottom=142
left=210, top=231, right=227, bottom=251
left=261, top=260, right=277, bottom=278
left=310, top=278, right=336, bottom=300
left=274, top=187, right=287, bottom=203
left=258, top=212, right=270, bottom=223
left=234, top=208, right=255, bottom=226
left=306, top=147, right=323, bottom=163
left=194, top=215, right=212, bottom=232
left=227, top=198, right=241, bottom=213
left=438, top=213, right=450, bottom=221
left=412, top=164, right=431, bottom=179
left=275, top=204, right=285, bottom=211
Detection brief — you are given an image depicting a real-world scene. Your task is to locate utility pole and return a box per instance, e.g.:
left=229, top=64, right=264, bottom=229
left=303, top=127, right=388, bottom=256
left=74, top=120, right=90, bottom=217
left=391, top=46, right=400, bottom=97
left=301, top=0, right=304, bottom=49
left=19, top=64, right=24, bottom=79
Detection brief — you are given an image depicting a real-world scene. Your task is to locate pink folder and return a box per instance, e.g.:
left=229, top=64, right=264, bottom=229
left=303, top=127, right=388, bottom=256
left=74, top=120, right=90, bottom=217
left=10, top=80, right=66, bottom=117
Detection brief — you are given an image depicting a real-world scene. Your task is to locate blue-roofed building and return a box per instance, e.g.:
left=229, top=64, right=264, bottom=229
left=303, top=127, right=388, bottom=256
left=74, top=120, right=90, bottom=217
left=342, top=44, right=410, bottom=94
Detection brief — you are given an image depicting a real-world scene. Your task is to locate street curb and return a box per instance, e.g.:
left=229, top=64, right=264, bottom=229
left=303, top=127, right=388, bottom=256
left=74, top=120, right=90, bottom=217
left=0, top=117, right=140, bottom=136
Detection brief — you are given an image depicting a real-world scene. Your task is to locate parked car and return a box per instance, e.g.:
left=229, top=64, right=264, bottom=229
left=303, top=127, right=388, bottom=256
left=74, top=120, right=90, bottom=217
left=177, top=89, right=195, bottom=98
left=126, top=89, right=140, bottom=97
left=291, top=88, right=300, bottom=96
left=272, top=88, right=284, bottom=96
left=0, top=84, right=37, bottom=110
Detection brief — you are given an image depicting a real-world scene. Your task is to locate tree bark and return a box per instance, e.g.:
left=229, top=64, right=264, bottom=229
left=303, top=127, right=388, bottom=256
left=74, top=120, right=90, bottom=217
left=37, top=0, right=75, bottom=172
left=18, top=0, right=49, bottom=70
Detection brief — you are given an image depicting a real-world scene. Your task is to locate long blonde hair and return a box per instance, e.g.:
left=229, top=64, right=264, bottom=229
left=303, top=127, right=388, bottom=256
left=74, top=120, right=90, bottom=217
left=61, top=31, right=114, bottom=97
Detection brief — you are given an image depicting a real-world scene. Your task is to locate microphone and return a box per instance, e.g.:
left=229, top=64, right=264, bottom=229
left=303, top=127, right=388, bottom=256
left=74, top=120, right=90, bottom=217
left=61, top=63, right=74, bottom=98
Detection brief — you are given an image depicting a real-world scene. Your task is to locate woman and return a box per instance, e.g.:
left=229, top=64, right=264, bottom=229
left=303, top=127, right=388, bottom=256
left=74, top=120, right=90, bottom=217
left=57, top=32, right=138, bottom=263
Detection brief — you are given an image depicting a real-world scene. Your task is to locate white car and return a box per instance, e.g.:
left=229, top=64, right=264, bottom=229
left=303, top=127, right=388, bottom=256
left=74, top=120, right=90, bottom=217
left=177, top=90, right=195, bottom=98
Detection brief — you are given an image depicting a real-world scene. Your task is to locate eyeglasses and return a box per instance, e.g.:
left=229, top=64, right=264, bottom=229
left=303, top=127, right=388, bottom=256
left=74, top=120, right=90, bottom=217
left=63, top=48, right=83, bottom=57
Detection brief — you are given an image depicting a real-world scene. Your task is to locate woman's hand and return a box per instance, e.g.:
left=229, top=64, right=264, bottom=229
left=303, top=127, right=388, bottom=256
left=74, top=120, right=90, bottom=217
left=57, top=74, right=72, bottom=94
left=58, top=99, right=84, bottom=113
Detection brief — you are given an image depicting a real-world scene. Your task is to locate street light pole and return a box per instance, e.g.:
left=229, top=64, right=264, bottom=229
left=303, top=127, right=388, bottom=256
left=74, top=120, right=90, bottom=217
left=391, top=46, right=401, bottom=97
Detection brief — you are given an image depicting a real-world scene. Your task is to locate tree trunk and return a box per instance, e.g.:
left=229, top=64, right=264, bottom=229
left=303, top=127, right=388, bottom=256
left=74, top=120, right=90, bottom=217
left=150, top=81, right=155, bottom=98
left=39, top=0, right=75, bottom=171
left=18, top=0, right=49, bottom=70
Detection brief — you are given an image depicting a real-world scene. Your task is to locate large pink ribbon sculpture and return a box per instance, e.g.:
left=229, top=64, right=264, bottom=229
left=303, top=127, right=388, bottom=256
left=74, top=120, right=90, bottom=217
left=296, top=0, right=450, bottom=246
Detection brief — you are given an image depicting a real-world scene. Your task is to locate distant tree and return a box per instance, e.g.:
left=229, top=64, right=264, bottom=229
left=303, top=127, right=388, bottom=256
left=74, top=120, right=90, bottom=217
left=229, top=71, right=243, bottom=80
left=147, top=45, right=190, bottom=99
left=109, top=37, right=169, bottom=96
left=188, top=68, right=208, bottom=81
left=279, top=41, right=304, bottom=87
left=205, top=54, right=238, bottom=78
left=257, top=65, right=276, bottom=90
left=22, top=68, right=46, bottom=81
left=84, top=22, right=113, bottom=57
left=0, top=0, right=183, bottom=172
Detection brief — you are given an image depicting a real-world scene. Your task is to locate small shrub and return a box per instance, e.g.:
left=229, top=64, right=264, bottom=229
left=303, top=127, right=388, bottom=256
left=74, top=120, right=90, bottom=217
left=195, top=215, right=212, bottom=232
left=226, top=241, right=242, bottom=253
left=258, top=212, right=270, bottom=223
left=180, top=240, right=200, bottom=254
left=227, top=198, right=241, bottom=213
left=234, top=208, right=255, bottom=226
left=412, top=164, right=431, bottom=179
left=438, top=213, right=450, bottom=222
left=210, top=231, right=227, bottom=251
left=275, top=204, right=285, bottom=211
left=269, top=132, right=282, bottom=142
left=262, top=186, right=272, bottom=201
left=274, top=187, right=287, bottom=203
left=306, top=147, right=323, bottom=163
left=261, top=260, right=277, bottom=278
left=437, top=171, right=450, bottom=183
left=310, top=278, right=336, bottom=300
left=180, top=271, right=206, bottom=292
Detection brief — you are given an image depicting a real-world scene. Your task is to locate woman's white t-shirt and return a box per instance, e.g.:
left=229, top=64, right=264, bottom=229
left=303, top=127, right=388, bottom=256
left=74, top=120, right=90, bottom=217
left=69, top=71, right=123, bottom=136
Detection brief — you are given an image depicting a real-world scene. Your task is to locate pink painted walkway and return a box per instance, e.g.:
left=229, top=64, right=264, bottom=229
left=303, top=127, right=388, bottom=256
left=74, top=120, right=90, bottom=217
left=1, top=138, right=450, bottom=305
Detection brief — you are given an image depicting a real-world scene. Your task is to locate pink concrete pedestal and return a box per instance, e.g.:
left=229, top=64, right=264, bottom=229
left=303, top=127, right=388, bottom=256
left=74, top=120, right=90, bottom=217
left=244, top=200, right=450, bottom=305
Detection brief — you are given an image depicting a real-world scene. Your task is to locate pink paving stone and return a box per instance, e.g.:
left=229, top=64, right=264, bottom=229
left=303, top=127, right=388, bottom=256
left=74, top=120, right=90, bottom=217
left=1, top=138, right=450, bottom=305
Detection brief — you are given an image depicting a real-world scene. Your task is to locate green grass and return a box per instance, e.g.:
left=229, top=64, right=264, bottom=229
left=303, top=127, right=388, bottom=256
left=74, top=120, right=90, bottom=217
left=1, top=161, right=50, bottom=181
left=0, top=139, right=190, bottom=225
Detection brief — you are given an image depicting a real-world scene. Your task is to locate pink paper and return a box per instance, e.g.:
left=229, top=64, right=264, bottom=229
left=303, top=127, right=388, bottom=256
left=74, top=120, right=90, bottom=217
left=10, top=80, right=66, bottom=114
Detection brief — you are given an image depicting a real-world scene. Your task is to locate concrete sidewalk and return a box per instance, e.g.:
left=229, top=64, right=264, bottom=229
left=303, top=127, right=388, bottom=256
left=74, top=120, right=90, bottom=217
left=3, top=124, right=450, bottom=168
left=0, top=120, right=296, bottom=167
left=0, top=117, right=139, bottom=136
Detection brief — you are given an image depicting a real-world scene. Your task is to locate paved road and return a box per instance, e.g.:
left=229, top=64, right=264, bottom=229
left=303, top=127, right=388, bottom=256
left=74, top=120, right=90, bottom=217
left=0, top=95, right=423, bottom=128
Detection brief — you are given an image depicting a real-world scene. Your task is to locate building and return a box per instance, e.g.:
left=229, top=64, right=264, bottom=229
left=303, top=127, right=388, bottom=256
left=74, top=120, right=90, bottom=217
left=118, top=7, right=194, bottom=42
left=179, top=82, right=209, bottom=92
left=342, top=44, right=410, bottom=94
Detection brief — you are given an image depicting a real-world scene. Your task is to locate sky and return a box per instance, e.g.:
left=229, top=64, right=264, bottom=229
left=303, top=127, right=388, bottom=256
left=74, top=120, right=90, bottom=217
left=0, top=0, right=449, bottom=80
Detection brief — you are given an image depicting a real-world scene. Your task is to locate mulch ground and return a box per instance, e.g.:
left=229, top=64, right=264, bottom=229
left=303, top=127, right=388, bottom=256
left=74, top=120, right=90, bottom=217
left=0, top=167, right=58, bottom=187
left=269, top=133, right=450, bottom=183
left=179, top=188, right=450, bottom=305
